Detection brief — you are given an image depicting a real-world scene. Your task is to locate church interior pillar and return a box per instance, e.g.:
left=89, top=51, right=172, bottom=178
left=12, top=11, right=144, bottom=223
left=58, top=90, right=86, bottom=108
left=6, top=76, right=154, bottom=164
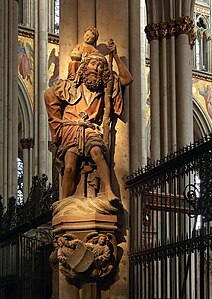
left=145, top=0, right=195, bottom=160
left=0, top=0, right=19, bottom=205
left=59, top=0, right=78, bottom=79
left=34, top=0, right=52, bottom=179
left=129, top=0, right=147, bottom=171
left=149, top=39, right=161, bottom=161
left=176, top=33, right=193, bottom=148
left=167, top=36, right=177, bottom=153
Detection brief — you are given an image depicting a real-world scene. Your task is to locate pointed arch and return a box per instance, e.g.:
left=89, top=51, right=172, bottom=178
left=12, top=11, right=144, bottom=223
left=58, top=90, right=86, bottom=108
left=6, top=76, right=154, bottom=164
left=193, top=96, right=212, bottom=139
left=146, top=97, right=212, bottom=159
left=18, top=77, right=34, bottom=201
left=18, top=76, right=33, bottom=139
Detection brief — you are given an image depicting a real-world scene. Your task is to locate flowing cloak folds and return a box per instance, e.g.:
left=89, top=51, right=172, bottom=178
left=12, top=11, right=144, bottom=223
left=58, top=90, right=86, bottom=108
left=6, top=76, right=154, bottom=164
left=44, top=74, right=123, bottom=155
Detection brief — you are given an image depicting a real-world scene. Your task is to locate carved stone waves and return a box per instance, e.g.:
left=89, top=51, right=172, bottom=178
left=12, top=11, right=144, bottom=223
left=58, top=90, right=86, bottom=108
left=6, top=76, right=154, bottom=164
left=52, top=194, right=119, bottom=217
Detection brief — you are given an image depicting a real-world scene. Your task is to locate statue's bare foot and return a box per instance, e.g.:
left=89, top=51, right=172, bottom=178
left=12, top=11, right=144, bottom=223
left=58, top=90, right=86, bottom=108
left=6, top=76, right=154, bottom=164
left=105, top=189, right=122, bottom=207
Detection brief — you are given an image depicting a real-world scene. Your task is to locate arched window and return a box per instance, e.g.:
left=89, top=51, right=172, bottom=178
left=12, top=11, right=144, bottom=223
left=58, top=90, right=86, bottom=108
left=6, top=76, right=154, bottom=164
left=18, top=0, right=35, bottom=28
left=194, top=14, right=211, bottom=72
left=196, top=0, right=209, bottom=4
left=54, top=0, right=60, bottom=34
left=18, top=0, right=24, bottom=25
left=17, top=157, right=24, bottom=205
left=193, top=97, right=212, bottom=140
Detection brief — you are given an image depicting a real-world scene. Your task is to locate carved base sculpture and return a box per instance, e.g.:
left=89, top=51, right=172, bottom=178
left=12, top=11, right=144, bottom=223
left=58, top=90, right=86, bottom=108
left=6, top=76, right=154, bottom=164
left=57, top=232, right=116, bottom=282
left=50, top=195, right=121, bottom=298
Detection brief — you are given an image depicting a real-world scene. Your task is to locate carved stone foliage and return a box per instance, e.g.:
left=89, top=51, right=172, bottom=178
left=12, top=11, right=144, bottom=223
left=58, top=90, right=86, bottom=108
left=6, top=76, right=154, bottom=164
left=55, top=232, right=117, bottom=283
left=145, top=16, right=196, bottom=48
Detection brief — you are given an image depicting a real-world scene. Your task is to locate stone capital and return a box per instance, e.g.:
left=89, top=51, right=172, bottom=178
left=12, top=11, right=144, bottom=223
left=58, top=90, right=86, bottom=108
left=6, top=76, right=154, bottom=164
left=145, top=16, right=196, bottom=48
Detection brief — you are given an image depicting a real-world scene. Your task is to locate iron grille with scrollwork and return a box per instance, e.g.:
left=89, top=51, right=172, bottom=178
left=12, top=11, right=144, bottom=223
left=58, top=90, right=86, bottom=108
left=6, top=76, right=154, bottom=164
left=0, top=174, right=58, bottom=299
left=0, top=174, right=59, bottom=241
left=126, top=134, right=212, bottom=299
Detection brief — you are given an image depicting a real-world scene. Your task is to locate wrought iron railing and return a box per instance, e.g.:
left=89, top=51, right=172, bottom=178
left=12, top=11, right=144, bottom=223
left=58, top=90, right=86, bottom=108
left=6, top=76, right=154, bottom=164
left=0, top=175, right=57, bottom=298
left=0, top=174, right=59, bottom=242
left=0, top=235, right=52, bottom=299
left=126, top=134, right=212, bottom=299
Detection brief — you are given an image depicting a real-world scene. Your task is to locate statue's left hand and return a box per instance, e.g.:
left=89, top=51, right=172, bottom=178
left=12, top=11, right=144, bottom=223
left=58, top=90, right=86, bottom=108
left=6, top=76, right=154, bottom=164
left=107, top=39, right=117, bottom=56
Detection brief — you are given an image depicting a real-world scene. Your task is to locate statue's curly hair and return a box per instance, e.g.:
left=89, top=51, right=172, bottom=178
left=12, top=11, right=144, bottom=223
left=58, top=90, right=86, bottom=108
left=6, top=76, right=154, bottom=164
left=84, top=27, right=99, bottom=42
left=76, top=54, right=111, bottom=88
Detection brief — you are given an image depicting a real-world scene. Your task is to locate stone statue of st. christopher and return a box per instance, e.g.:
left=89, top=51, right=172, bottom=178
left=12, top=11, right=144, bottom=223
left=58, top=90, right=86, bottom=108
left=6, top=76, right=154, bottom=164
left=44, top=27, right=133, bottom=204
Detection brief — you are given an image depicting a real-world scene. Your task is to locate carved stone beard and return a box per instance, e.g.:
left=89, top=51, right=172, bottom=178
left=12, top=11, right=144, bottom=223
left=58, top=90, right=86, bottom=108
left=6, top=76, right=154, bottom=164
left=82, top=72, right=104, bottom=92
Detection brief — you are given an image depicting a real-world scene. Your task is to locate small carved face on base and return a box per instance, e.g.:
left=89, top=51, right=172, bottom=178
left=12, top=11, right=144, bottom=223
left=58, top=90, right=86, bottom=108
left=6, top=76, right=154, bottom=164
left=56, top=232, right=117, bottom=283
left=98, top=235, right=107, bottom=246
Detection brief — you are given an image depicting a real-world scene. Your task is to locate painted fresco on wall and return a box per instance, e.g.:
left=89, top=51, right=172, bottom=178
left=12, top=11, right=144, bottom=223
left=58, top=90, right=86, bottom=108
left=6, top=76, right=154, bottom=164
left=192, top=77, right=212, bottom=121
left=18, top=35, right=34, bottom=107
left=18, top=40, right=33, bottom=83
left=146, top=64, right=150, bottom=126
left=18, top=31, right=59, bottom=108
left=48, top=43, right=59, bottom=87
left=145, top=64, right=212, bottom=126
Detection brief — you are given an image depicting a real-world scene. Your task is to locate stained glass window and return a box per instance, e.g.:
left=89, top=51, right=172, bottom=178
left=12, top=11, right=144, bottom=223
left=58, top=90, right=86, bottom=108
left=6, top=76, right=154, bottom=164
left=196, top=0, right=209, bottom=5
left=17, top=157, right=24, bottom=205
left=54, top=0, right=60, bottom=34
left=194, top=14, right=210, bottom=72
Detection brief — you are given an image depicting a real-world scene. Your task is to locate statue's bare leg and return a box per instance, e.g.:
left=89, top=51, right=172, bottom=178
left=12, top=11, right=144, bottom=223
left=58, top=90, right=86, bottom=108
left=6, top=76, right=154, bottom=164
left=62, top=150, right=78, bottom=199
left=90, top=146, right=120, bottom=204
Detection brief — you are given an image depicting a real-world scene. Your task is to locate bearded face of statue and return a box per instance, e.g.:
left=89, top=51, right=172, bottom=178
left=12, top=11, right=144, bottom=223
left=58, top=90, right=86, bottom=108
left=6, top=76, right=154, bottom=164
left=83, top=73, right=104, bottom=92
left=83, top=59, right=105, bottom=91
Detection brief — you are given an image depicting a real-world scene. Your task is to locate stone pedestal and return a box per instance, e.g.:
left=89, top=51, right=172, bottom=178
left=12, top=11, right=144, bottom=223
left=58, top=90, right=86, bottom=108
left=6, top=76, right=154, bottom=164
left=51, top=196, right=124, bottom=299
left=53, top=214, right=119, bottom=236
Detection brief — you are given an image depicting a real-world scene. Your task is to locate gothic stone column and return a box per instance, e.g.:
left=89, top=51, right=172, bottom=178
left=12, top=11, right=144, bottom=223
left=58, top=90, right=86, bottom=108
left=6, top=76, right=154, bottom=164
left=34, top=0, right=52, bottom=178
left=145, top=0, right=195, bottom=160
left=0, top=0, right=19, bottom=204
